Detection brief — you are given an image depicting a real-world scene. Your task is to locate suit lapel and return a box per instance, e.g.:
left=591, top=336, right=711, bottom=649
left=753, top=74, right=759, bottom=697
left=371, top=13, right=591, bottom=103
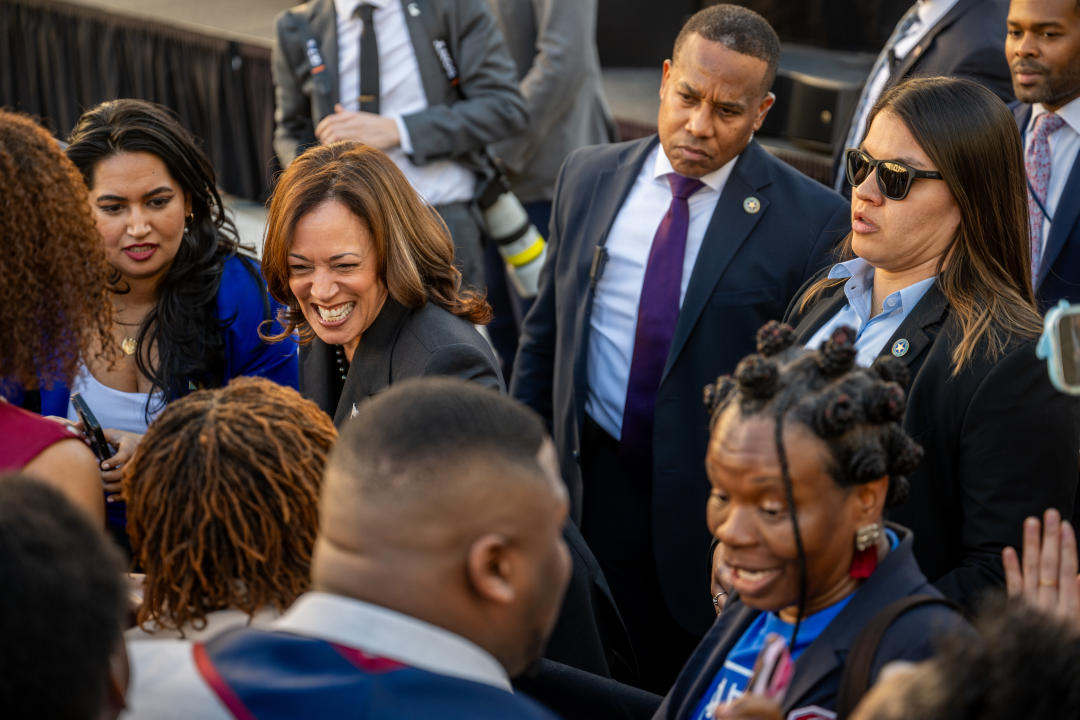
left=782, top=529, right=931, bottom=712
left=399, top=0, right=444, bottom=107
left=310, top=0, right=340, bottom=106
left=668, top=603, right=760, bottom=718
left=571, top=138, right=658, bottom=425
left=791, top=281, right=849, bottom=346
left=662, top=141, right=771, bottom=382
left=876, top=282, right=948, bottom=374
left=889, top=0, right=976, bottom=85
left=1039, top=151, right=1080, bottom=289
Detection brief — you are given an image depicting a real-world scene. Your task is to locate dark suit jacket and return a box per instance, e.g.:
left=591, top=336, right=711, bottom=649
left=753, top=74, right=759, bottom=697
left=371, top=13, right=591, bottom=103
left=272, top=0, right=527, bottom=167
left=787, top=278, right=1080, bottom=609
left=512, top=135, right=849, bottom=634
left=1014, top=103, right=1080, bottom=310
left=300, top=297, right=502, bottom=426
left=654, top=527, right=967, bottom=719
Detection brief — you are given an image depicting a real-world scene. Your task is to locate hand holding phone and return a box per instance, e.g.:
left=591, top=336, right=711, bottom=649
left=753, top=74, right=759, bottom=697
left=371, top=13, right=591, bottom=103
left=70, top=393, right=115, bottom=463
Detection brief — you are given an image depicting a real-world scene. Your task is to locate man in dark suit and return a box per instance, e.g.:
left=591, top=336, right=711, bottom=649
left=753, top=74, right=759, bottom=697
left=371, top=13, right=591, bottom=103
left=834, top=0, right=1013, bottom=192
left=511, top=4, right=848, bottom=691
left=1007, top=0, right=1080, bottom=309
left=271, top=0, right=527, bottom=290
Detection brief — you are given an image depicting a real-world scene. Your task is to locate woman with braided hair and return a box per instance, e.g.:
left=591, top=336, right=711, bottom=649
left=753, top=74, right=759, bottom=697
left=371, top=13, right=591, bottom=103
left=121, top=377, right=335, bottom=641
left=787, top=76, right=1080, bottom=610
left=654, top=321, right=966, bottom=720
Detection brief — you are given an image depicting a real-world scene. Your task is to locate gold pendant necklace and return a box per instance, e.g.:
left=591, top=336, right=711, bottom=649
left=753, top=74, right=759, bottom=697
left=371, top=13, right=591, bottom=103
left=121, top=337, right=138, bottom=356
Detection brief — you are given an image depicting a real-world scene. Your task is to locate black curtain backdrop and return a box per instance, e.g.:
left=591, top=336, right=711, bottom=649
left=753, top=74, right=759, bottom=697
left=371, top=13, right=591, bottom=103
left=0, top=0, right=277, bottom=201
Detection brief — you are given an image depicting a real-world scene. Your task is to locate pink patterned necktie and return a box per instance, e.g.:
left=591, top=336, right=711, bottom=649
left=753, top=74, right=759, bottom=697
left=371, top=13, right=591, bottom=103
left=1026, top=112, right=1066, bottom=280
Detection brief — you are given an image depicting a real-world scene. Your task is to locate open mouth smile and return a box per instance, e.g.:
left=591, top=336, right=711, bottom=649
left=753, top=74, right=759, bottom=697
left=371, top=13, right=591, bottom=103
left=313, top=302, right=355, bottom=327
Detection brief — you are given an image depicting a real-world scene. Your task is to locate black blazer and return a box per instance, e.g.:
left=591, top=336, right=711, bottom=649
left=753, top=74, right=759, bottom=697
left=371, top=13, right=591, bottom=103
left=787, top=279, right=1080, bottom=609
left=654, top=526, right=967, bottom=720
left=512, top=135, right=848, bottom=634
left=300, top=297, right=502, bottom=426
left=1013, top=102, right=1080, bottom=311
left=301, top=297, right=636, bottom=682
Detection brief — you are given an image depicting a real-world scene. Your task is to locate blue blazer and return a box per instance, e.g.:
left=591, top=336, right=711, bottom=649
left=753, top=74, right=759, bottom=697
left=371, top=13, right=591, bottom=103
left=653, top=527, right=967, bottom=720
left=511, top=135, right=848, bottom=635
left=36, top=254, right=298, bottom=417
left=1013, top=102, right=1080, bottom=310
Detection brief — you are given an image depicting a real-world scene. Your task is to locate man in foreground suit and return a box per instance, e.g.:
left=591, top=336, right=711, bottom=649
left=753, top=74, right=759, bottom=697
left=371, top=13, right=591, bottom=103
left=271, top=0, right=527, bottom=290
left=124, top=378, right=570, bottom=719
left=834, top=0, right=1013, bottom=192
left=1007, top=0, right=1080, bottom=308
left=511, top=4, right=848, bottom=692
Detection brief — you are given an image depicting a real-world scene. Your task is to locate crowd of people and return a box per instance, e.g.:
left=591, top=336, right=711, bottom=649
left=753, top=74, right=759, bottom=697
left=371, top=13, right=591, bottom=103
left=5, top=0, right=1080, bottom=717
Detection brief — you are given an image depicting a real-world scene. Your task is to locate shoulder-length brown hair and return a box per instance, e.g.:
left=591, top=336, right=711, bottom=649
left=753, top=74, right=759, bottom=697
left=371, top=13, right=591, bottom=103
left=802, top=76, right=1041, bottom=372
left=261, top=142, right=491, bottom=343
left=0, top=110, right=113, bottom=392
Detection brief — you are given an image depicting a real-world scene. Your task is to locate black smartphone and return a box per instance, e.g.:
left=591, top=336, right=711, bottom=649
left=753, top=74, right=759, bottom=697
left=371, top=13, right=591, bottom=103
left=70, top=393, right=114, bottom=463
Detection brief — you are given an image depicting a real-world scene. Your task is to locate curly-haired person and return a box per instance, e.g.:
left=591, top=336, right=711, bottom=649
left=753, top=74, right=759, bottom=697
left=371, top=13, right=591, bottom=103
left=655, top=321, right=967, bottom=720
left=0, top=110, right=112, bottom=523
left=122, top=376, right=336, bottom=641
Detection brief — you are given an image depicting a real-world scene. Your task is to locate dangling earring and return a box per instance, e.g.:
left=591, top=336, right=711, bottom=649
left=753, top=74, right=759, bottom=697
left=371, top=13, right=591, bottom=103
left=850, top=522, right=882, bottom=579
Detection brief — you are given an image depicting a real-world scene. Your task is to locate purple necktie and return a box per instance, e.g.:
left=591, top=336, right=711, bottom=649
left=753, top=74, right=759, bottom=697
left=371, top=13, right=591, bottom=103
left=621, top=173, right=704, bottom=460
left=1026, top=111, right=1065, bottom=281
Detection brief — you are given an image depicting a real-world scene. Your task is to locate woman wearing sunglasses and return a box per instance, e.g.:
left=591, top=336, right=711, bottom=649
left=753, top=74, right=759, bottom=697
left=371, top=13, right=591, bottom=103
left=785, top=76, right=1080, bottom=611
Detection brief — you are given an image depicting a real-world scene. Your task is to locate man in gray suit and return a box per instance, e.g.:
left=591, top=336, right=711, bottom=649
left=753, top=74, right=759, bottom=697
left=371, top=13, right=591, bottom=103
left=271, top=0, right=528, bottom=290
left=483, top=0, right=618, bottom=379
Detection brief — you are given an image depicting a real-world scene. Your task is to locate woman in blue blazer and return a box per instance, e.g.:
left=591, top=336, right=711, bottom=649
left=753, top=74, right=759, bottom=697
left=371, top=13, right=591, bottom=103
left=42, top=100, right=298, bottom=542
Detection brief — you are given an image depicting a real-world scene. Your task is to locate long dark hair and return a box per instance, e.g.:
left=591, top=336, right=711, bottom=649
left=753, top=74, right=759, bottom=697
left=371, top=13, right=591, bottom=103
left=705, top=322, right=923, bottom=650
left=802, top=77, right=1041, bottom=373
left=66, top=99, right=253, bottom=406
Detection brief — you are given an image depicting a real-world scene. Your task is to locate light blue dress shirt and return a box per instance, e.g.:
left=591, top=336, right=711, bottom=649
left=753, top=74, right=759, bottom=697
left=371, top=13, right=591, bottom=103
left=805, top=258, right=936, bottom=367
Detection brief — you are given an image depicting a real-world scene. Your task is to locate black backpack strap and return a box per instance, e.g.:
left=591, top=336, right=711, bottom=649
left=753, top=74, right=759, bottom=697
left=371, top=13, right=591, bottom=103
left=835, top=594, right=960, bottom=720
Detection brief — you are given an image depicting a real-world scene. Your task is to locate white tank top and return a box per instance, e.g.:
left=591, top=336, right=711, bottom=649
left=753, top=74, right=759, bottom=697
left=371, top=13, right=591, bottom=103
left=65, top=365, right=166, bottom=434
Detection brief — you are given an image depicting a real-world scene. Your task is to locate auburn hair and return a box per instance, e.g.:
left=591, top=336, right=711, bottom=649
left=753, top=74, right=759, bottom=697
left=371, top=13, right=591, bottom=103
left=261, top=141, right=491, bottom=344
left=0, top=110, right=114, bottom=392
left=122, top=377, right=337, bottom=634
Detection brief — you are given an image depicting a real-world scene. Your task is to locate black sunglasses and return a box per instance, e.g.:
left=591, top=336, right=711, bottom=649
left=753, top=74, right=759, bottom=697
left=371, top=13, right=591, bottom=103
left=844, top=147, right=944, bottom=201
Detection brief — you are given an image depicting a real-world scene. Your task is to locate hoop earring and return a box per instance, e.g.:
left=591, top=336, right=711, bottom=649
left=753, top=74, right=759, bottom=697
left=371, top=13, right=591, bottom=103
left=850, top=522, right=882, bottom=579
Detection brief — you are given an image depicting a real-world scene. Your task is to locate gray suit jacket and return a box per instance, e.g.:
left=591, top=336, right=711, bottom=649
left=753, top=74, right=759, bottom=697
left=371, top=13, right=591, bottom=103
left=301, top=297, right=503, bottom=427
left=272, top=0, right=528, bottom=168
left=486, top=0, right=616, bottom=203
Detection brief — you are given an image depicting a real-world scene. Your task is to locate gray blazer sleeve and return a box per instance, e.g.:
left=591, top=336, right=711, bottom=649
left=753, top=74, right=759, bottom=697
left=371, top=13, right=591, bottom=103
left=272, top=11, right=318, bottom=168
left=401, top=0, right=528, bottom=166
left=491, top=0, right=596, bottom=173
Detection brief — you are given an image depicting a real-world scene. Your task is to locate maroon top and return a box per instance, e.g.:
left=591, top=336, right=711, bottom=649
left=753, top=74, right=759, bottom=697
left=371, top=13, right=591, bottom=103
left=0, top=401, right=77, bottom=472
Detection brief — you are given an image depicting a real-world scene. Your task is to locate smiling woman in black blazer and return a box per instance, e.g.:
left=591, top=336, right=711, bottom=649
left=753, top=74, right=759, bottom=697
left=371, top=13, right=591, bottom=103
left=786, top=76, right=1080, bottom=611
left=260, top=142, right=502, bottom=427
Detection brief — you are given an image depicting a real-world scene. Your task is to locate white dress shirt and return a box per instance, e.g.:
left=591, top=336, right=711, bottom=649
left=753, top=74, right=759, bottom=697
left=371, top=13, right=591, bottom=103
left=1025, top=96, right=1080, bottom=259
left=585, top=143, right=734, bottom=440
left=123, top=592, right=512, bottom=720
left=333, top=0, right=474, bottom=205
left=842, top=0, right=961, bottom=163
left=804, top=258, right=936, bottom=367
